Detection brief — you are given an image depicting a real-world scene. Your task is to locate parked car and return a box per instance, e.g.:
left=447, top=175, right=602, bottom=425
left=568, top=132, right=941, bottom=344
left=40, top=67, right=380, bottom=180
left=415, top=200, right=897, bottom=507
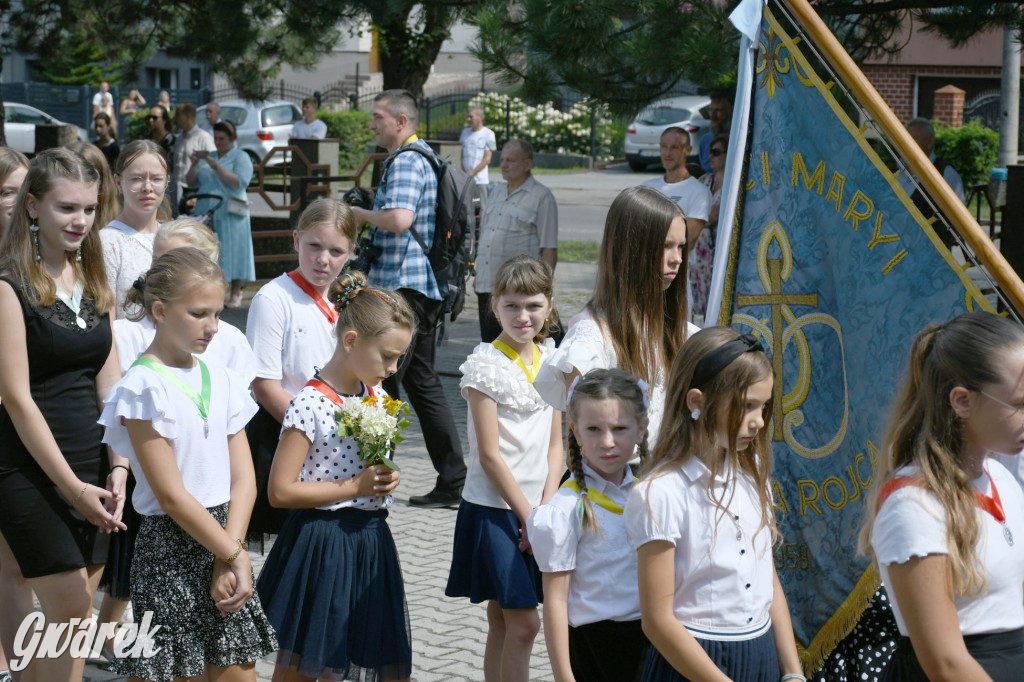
left=3, top=102, right=88, bottom=154
left=624, top=95, right=711, bottom=172
left=197, top=99, right=302, bottom=166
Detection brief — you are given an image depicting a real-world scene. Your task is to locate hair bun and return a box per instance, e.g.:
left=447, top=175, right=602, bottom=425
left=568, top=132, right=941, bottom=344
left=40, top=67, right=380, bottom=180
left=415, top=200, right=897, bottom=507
left=132, top=276, right=146, bottom=292
left=328, top=270, right=367, bottom=311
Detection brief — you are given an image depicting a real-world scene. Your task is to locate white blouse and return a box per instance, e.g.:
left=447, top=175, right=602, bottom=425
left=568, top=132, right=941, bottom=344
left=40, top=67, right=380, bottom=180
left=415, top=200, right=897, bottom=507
left=100, top=220, right=156, bottom=319
left=534, top=311, right=700, bottom=447
left=246, top=273, right=337, bottom=396
left=99, top=358, right=258, bottom=516
left=872, top=458, right=1024, bottom=636
left=625, top=457, right=775, bottom=641
left=460, top=339, right=555, bottom=510
left=280, top=384, right=392, bottom=511
left=113, top=315, right=258, bottom=385
left=528, top=461, right=641, bottom=626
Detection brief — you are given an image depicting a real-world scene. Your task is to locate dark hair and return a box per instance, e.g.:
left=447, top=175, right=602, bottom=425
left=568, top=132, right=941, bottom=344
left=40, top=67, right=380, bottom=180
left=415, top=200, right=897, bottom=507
left=213, top=120, right=237, bottom=140
left=94, top=112, right=111, bottom=126
left=590, top=185, right=687, bottom=385
left=374, top=90, right=419, bottom=128
left=661, top=126, right=691, bottom=147
left=566, top=368, right=649, bottom=532
left=302, top=97, right=318, bottom=108
left=150, top=105, right=171, bottom=129
left=710, top=133, right=729, bottom=152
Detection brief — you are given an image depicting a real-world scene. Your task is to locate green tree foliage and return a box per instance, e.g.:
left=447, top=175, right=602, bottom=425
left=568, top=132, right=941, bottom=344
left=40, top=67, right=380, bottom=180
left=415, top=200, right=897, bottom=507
left=30, top=26, right=135, bottom=86
left=317, top=110, right=375, bottom=171
left=936, top=118, right=1000, bottom=186
left=473, top=0, right=737, bottom=116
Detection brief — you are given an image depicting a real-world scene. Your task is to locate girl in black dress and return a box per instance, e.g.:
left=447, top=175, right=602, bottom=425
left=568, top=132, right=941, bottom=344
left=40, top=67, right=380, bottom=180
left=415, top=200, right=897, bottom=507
left=0, top=148, right=128, bottom=681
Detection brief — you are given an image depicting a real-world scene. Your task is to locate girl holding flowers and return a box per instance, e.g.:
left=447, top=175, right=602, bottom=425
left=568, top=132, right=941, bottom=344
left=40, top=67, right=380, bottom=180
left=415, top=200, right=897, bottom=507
left=256, top=271, right=416, bottom=682
left=446, top=255, right=563, bottom=682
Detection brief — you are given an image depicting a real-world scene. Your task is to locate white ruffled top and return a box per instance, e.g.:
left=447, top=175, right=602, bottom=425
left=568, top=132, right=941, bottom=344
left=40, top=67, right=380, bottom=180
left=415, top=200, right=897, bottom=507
left=99, top=358, right=258, bottom=516
left=871, top=458, right=1024, bottom=637
left=459, top=338, right=556, bottom=509
left=534, top=311, right=700, bottom=447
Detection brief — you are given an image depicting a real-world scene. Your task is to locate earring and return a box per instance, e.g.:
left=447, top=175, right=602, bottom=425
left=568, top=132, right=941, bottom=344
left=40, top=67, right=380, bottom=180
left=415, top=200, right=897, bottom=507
left=29, top=219, right=40, bottom=262
left=690, top=407, right=701, bottom=420
left=76, top=248, right=82, bottom=263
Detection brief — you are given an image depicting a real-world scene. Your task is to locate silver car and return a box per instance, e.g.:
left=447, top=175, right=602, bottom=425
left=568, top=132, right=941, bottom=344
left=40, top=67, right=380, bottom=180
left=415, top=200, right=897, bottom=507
left=624, top=95, right=711, bottom=172
left=197, top=99, right=302, bottom=166
left=4, top=102, right=88, bottom=154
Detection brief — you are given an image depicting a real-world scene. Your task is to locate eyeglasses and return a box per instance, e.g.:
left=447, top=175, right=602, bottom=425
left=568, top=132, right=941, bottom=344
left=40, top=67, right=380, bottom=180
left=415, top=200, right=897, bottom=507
left=147, top=115, right=161, bottom=121
left=977, top=389, right=1024, bottom=416
left=710, top=148, right=726, bottom=157
left=124, top=175, right=168, bottom=193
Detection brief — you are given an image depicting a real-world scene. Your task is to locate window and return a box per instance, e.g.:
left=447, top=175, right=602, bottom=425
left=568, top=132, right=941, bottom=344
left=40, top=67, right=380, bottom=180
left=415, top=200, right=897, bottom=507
left=637, top=107, right=692, bottom=126
left=219, top=106, right=249, bottom=127
left=261, top=105, right=300, bottom=127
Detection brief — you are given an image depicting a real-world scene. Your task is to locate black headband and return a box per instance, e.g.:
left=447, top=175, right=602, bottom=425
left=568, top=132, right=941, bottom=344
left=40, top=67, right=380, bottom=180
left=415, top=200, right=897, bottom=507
left=689, top=333, right=764, bottom=390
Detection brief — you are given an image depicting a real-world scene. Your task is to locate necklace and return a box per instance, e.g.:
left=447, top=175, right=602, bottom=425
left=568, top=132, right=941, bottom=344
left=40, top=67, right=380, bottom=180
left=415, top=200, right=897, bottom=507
left=56, top=281, right=86, bottom=329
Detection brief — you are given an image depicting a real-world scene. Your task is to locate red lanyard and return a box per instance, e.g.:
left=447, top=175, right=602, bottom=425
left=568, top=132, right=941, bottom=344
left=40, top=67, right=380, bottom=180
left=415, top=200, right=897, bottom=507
left=305, top=378, right=374, bottom=405
left=879, top=469, right=1012, bottom=544
left=287, top=270, right=338, bottom=324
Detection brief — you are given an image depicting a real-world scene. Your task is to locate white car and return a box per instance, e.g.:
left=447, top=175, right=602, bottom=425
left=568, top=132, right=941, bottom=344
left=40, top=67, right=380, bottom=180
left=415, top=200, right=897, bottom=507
left=197, top=99, right=302, bottom=166
left=624, top=95, right=711, bottom=172
left=4, top=102, right=88, bottom=154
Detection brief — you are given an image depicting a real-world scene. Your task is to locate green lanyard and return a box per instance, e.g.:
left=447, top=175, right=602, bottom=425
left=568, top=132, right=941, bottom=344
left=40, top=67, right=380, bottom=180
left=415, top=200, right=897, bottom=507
left=491, top=340, right=540, bottom=384
left=132, top=357, right=212, bottom=438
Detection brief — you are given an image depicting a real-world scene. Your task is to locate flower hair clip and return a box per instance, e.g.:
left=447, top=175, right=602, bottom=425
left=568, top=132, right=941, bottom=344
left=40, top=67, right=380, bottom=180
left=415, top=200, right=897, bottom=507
left=334, top=273, right=361, bottom=310
left=566, top=375, right=582, bottom=404
left=636, top=378, right=651, bottom=409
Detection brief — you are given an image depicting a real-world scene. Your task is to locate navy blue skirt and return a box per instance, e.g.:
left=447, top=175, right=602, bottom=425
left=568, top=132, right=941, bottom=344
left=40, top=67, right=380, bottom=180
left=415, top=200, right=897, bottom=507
left=641, top=626, right=779, bottom=682
left=445, top=499, right=544, bottom=608
left=256, top=507, right=412, bottom=682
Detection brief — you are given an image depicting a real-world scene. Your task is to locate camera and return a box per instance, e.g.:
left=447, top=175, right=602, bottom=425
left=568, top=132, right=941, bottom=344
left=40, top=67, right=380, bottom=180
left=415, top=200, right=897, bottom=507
left=342, top=186, right=374, bottom=211
left=347, top=236, right=382, bottom=275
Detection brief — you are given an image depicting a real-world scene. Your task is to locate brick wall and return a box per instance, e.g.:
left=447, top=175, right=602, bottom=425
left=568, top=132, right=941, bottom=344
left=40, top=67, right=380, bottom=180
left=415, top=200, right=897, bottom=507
left=863, top=64, right=1002, bottom=123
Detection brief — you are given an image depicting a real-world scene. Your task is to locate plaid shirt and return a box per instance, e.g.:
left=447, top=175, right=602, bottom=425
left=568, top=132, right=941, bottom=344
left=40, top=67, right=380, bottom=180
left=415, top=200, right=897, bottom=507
left=370, top=140, right=441, bottom=300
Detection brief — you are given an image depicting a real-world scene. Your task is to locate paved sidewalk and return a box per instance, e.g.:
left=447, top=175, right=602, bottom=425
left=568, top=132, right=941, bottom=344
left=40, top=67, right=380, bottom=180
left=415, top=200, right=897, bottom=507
left=81, top=264, right=596, bottom=682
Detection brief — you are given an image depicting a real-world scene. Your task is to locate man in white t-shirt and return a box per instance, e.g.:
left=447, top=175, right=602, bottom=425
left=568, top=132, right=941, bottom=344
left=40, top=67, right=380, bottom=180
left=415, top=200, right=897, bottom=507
left=290, top=97, right=328, bottom=139
left=641, top=127, right=712, bottom=318
left=459, top=107, right=497, bottom=209
left=92, top=81, right=117, bottom=135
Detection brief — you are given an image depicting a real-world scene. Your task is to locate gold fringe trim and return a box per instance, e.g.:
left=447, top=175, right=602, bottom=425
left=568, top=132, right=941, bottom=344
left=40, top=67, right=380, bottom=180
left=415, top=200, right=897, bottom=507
left=797, top=564, right=880, bottom=675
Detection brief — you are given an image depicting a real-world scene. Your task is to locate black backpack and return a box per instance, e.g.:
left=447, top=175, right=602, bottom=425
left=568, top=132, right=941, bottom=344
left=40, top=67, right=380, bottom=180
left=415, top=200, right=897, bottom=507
left=383, top=145, right=476, bottom=335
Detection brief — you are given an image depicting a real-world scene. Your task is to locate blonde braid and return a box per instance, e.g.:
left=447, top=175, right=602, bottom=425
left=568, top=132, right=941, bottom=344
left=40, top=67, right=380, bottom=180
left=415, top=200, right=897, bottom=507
left=567, top=430, right=599, bottom=533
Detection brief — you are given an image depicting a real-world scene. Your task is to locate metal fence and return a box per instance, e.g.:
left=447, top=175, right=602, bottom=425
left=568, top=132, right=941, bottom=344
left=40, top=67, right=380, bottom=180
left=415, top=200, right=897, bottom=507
left=1, top=82, right=208, bottom=131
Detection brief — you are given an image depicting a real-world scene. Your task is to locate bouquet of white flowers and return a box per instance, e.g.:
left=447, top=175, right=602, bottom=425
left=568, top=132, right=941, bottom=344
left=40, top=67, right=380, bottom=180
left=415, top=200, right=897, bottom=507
left=334, top=394, right=412, bottom=471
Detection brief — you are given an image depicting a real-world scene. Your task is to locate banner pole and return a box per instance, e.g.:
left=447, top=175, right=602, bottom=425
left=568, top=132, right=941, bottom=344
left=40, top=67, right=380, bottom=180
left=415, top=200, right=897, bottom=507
left=783, top=0, right=1024, bottom=314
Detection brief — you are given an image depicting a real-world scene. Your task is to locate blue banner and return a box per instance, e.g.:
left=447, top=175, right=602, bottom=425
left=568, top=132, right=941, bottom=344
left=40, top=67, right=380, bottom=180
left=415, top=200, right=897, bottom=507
left=718, top=3, right=995, bottom=669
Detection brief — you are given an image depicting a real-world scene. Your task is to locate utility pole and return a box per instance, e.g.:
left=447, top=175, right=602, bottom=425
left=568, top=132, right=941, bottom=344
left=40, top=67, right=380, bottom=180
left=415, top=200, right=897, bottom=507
left=999, top=22, right=1020, bottom=168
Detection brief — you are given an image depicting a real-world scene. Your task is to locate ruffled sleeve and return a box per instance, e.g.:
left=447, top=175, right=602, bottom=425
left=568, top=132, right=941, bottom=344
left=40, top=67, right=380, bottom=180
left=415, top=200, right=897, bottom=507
left=528, top=489, right=581, bottom=572
left=99, top=368, right=177, bottom=457
left=224, top=365, right=258, bottom=435
left=280, top=386, right=329, bottom=443
left=625, top=476, right=683, bottom=550
left=534, top=318, right=614, bottom=410
left=871, top=485, right=948, bottom=567
left=459, top=341, right=551, bottom=411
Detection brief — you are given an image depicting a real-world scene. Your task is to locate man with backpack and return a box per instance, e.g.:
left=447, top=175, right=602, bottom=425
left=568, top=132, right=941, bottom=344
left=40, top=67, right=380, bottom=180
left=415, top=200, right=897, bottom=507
left=349, top=89, right=468, bottom=508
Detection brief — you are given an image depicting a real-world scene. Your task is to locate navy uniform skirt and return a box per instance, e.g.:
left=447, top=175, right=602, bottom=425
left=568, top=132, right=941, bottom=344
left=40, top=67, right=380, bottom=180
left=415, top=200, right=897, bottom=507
left=881, top=628, right=1024, bottom=682
left=257, top=507, right=412, bottom=682
left=445, top=499, right=543, bottom=608
left=641, top=626, right=779, bottom=682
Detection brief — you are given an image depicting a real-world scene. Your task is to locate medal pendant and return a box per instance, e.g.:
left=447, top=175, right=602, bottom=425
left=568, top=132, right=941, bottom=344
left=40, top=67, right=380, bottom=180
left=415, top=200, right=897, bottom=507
left=76, top=316, right=86, bottom=329
left=1003, top=524, right=1014, bottom=546
left=203, top=419, right=209, bottom=438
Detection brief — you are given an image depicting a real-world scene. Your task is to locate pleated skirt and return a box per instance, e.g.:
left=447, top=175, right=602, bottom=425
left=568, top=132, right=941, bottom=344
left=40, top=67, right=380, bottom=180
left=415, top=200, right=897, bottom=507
left=256, top=507, right=412, bottom=682
left=641, top=626, right=779, bottom=682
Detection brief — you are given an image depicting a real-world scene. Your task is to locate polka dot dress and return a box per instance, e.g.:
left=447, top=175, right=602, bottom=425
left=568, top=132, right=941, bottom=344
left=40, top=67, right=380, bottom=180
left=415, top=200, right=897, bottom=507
left=281, top=383, right=390, bottom=511
left=811, top=587, right=897, bottom=682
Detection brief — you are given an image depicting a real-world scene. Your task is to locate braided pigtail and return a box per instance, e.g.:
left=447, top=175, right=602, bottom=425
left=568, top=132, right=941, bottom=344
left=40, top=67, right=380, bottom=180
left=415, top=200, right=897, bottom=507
left=636, top=431, right=650, bottom=466
left=567, top=429, right=599, bottom=533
